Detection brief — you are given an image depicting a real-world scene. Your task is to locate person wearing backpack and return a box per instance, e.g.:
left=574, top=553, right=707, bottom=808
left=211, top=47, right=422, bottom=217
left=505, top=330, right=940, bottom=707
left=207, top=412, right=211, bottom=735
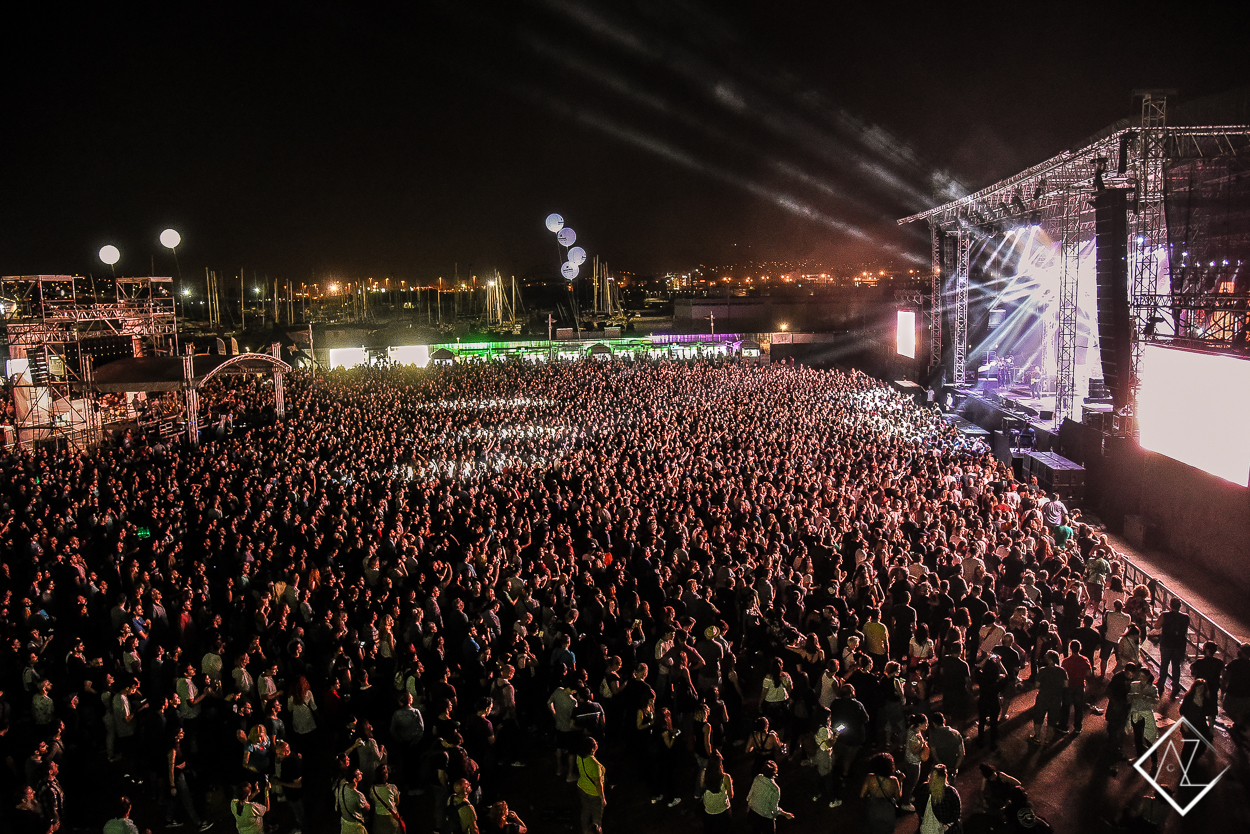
left=446, top=778, right=478, bottom=834
left=435, top=731, right=480, bottom=831
left=335, top=767, right=370, bottom=834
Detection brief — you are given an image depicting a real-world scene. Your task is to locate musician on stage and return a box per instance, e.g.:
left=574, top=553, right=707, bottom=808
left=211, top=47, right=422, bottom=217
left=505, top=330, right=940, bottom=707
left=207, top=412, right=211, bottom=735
left=1027, top=366, right=1042, bottom=398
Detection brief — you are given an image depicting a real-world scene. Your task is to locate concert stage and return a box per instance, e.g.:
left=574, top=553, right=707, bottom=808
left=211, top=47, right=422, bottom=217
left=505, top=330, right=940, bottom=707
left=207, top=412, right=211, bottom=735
left=955, top=381, right=1058, bottom=434
left=953, top=383, right=1087, bottom=502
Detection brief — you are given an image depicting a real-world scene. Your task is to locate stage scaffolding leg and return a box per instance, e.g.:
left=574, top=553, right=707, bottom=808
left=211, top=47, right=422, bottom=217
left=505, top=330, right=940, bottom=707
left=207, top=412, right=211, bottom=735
left=1055, top=190, right=1081, bottom=425
left=929, top=223, right=943, bottom=374
left=953, top=231, right=970, bottom=385
left=1129, top=93, right=1168, bottom=410
left=183, top=354, right=199, bottom=447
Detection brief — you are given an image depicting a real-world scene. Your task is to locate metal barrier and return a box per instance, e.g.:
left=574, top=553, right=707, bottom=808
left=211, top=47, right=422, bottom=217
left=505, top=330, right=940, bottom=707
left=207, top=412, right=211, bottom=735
left=1117, top=551, right=1243, bottom=667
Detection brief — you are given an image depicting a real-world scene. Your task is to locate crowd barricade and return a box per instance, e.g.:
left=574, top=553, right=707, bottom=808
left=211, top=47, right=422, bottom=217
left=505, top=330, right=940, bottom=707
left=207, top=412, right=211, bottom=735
left=1118, top=550, right=1242, bottom=669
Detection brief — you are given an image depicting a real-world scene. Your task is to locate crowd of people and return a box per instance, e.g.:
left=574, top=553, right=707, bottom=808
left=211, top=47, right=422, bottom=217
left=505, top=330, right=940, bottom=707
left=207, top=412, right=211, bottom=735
left=1, top=357, right=1247, bottom=834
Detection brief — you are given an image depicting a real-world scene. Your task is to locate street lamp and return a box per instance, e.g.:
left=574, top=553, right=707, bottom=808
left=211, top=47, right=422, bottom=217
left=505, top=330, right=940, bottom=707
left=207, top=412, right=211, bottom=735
left=99, top=245, right=120, bottom=277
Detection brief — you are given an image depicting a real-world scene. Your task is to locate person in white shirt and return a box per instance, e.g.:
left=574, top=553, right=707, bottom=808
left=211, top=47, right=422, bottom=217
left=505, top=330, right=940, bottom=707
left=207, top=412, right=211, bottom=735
left=178, top=663, right=208, bottom=722
left=978, top=615, right=1007, bottom=659
left=202, top=640, right=224, bottom=688
left=1100, top=600, right=1133, bottom=678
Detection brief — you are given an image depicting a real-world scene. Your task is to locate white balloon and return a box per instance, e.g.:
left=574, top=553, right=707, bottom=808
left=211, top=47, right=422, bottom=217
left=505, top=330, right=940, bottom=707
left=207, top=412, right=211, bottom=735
left=545, top=213, right=565, bottom=233
left=160, top=228, right=181, bottom=249
left=567, top=246, right=587, bottom=266
left=561, top=262, right=579, bottom=280
left=556, top=227, right=577, bottom=247
left=99, top=245, right=120, bottom=265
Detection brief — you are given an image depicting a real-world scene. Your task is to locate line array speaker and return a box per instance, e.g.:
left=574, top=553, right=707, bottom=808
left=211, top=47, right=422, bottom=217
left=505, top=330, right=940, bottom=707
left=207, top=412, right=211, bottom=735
left=1094, top=189, right=1132, bottom=411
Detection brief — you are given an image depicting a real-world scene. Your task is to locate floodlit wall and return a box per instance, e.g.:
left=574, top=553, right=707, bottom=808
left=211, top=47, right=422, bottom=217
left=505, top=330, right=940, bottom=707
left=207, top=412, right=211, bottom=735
left=327, top=348, right=367, bottom=369
left=388, top=345, right=430, bottom=367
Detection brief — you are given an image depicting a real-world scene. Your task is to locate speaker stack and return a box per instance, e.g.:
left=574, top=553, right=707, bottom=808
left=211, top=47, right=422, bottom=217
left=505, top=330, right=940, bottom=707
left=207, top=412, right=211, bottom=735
left=1094, top=190, right=1133, bottom=412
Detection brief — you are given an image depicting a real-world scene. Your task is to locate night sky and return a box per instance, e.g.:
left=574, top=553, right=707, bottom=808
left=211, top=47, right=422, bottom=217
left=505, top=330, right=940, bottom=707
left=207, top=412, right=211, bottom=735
left=2, top=1, right=1243, bottom=283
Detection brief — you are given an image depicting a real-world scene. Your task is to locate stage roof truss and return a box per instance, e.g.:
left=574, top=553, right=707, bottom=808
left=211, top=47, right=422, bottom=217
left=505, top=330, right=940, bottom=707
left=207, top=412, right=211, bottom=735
left=900, top=118, right=1250, bottom=418
left=899, top=126, right=1250, bottom=231
left=2, top=275, right=177, bottom=346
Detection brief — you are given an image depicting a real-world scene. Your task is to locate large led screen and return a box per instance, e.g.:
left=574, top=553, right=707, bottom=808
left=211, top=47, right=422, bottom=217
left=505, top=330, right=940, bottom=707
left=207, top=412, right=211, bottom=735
left=896, top=311, right=916, bottom=358
left=1138, top=344, right=1250, bottom=486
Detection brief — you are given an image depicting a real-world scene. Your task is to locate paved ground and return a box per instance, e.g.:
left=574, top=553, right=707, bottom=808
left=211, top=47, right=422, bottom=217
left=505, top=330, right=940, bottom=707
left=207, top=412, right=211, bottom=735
left=1108, top=532, right=1250, bottom=645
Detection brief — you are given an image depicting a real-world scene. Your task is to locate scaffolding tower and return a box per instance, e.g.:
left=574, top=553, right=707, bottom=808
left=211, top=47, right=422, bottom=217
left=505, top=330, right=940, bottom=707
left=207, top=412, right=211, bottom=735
left=929, top=225, right=942, bottom=373
left=2, top=275, right=177, bottom=450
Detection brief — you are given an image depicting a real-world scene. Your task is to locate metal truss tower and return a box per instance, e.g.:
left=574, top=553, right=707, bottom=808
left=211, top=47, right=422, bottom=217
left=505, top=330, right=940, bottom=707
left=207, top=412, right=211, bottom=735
left=1128, top=92, right=1168, bottom=399
left=929, top=224, right=943, bottom=373
left=952, top=231, right=970, bottom=385
left=1055, top=189, right=1082, bottom=424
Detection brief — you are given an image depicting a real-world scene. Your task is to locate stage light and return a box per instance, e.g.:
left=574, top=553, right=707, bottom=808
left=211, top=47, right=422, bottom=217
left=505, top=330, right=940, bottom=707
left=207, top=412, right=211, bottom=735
left=99, top=245, right=120, bottom=265
left=160, top=229, right=182, bottom=249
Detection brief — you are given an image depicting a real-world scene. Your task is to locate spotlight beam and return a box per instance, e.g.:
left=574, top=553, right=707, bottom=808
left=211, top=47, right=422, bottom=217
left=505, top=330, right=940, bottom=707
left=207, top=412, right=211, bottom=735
left=513, top=26, right=905, bottom=223
left=532, top=0, right=958, bottom=211
left=456, top=58, right=925, bottom=262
